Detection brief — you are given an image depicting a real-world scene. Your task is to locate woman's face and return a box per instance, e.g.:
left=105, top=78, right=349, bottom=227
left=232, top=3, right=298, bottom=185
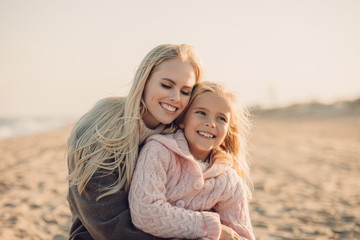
left=142, top=58, right=197, bottom=129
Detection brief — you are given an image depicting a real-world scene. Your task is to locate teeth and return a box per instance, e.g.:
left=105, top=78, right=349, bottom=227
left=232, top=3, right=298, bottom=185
left=161, top=103, right=176, bottom=112
left=198, top=131, right=214, bottom=138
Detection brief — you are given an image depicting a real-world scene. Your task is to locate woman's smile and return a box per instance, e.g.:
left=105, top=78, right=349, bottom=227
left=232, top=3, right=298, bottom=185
left=160, top=102, right=178, bottom=113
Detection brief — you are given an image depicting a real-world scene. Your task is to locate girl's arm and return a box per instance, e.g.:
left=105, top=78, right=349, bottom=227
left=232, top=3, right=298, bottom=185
left=129, top=141, right=221, bottom=240
left=214, top=172, right=256, bottom=240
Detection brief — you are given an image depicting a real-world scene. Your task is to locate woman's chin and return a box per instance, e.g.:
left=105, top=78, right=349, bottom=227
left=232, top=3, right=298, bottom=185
left=159, top=118, right=177, bottom=125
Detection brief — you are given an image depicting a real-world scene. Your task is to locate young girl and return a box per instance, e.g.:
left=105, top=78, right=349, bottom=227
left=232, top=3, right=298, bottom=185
left=129, top=82, right=255, bottom=240
left=67, top=44, right=203, bottom=240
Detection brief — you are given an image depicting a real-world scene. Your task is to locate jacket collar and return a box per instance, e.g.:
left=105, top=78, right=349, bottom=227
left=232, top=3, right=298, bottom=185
left=146, top=130, right=232, bottom=179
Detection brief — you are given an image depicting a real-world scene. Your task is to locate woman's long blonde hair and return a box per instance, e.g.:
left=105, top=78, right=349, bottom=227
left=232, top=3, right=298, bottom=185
left=67, top=44, right=203, bottom=199
left=177, top=81, right=253, bottom=199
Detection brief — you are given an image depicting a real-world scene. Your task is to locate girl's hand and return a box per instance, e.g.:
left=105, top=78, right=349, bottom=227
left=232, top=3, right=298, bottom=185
left=172, top=224, right=243, bottom=240
left=220, top=224, right=243, bottom=240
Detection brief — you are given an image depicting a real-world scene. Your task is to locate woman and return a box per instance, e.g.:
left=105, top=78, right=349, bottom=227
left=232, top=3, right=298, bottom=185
left=67, top=44, right=203, bottom=240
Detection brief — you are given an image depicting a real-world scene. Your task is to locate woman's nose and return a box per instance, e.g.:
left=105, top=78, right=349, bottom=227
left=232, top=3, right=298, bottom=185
left=169, top=90, right=180, bottom=103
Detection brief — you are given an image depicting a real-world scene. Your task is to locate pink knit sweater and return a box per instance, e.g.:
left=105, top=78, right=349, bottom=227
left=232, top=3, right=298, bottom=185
left=129, top=130, right=255, bottom=240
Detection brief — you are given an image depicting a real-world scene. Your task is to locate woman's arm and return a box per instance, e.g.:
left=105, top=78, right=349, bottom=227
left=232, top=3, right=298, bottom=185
left=68, top=165, right=167, bottom=240
left=129, top=141, right=221, bottom=240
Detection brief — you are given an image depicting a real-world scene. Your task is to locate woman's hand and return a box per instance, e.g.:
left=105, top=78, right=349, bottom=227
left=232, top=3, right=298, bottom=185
left=219, top=224, right=243, bottom=240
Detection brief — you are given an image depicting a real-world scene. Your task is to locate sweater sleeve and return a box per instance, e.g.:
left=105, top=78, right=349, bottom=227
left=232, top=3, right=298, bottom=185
left=67, top=164, right=167, bottom=240
left=214, top=172, right=256, bottom=240
left=129, top=141, right=221, bottom=240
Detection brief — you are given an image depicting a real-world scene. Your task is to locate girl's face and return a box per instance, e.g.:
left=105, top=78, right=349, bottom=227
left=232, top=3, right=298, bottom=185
left=142, top=58, right=196, bottom=128
left=180, top=92, right=231, bottom=161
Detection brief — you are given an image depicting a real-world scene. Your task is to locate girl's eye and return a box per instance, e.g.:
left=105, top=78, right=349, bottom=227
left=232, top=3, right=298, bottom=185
left=161, top=83, right=171, bottom=89
left=181, top=90, right=191, bottom=96
left=218, top=116, right=227, bottom=122
left=196, top=111, right=206, bottom=116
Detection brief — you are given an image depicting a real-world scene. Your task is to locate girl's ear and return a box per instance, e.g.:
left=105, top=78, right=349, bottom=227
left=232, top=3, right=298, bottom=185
left=179, top=122, right=185, bottom=129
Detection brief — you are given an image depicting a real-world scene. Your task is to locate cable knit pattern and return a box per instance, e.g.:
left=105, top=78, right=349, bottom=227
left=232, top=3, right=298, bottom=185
left=129, top=130, right=255, bottom=240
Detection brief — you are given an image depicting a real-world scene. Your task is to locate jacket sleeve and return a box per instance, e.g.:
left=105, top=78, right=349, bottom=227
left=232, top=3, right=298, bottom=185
left=68, top=164, right=168, bottom=240
left=129, top=141, right=221, bottom=240
left=214, top=171, right=256, bottom=240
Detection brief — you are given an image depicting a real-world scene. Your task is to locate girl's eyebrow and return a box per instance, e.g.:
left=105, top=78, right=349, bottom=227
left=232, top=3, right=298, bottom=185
left=192, top=106, right=207, bottom=111
left=161, top=78, right=193, bottom=89
left=217, top=112, right=230, bottom=119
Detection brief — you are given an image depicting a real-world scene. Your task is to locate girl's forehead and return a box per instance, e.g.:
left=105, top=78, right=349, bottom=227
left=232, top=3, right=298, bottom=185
left=192, top=92, right=232, bottom=112
left=196, top=91, right=230, bottom=103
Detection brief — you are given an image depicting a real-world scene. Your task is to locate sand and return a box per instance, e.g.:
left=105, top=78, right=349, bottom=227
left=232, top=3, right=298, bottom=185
left=249, top=116, right=360, bottom=240
left=0, top=127, right=72, bottom=240
left=0, top=117, right=359, bottom=240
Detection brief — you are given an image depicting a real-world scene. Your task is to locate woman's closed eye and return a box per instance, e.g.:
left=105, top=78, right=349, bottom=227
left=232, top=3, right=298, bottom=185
left=161, top=83, right=171, bottom=89
left=180, top=90, right=191, bottom=96
left=161, top=83, right=190, bottom=96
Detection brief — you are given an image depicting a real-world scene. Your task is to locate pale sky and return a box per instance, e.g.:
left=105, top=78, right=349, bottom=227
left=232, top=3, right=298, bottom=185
left=1, top=0, right=359, bottom=118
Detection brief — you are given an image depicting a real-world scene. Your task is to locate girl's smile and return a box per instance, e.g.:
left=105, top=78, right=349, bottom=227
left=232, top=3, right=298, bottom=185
left=197, top=130, right=215, bottom=139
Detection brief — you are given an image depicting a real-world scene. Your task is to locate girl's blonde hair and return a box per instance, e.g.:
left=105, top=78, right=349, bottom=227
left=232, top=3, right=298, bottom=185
left=67, top=44, right=203, bottom=200
left=176, top=81, right=253, bottom=199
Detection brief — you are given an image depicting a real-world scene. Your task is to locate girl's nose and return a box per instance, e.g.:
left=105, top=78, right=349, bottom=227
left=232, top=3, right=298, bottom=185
left=204, top=121, right=215, bottom=128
